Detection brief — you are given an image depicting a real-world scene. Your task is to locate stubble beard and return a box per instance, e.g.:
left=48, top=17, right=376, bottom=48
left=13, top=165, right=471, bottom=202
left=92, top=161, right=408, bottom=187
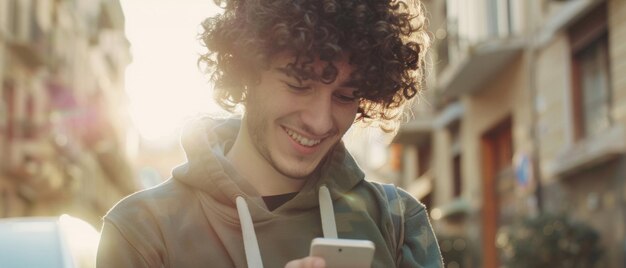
left=245, top=110, right=317, bottom=181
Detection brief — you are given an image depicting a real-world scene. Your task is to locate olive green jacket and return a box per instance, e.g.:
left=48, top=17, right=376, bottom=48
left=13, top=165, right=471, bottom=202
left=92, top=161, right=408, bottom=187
left=96, top=118, right=442, bottom=267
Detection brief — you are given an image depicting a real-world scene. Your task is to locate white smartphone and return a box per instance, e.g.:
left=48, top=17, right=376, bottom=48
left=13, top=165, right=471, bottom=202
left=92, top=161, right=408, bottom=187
left=309, top=238, right=375, bottom=268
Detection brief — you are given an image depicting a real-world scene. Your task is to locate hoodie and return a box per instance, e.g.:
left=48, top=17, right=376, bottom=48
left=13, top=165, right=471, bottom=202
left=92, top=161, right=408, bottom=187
left=96, top=118, right=442, bottom=268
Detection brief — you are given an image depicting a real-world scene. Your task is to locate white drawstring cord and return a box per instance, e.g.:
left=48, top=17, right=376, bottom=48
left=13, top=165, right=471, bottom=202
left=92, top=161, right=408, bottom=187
left=235, top=185, right=337, bottom=267
left=319, top=185, right=338, bottom=239
left=236, top=196, right=264, bottom=268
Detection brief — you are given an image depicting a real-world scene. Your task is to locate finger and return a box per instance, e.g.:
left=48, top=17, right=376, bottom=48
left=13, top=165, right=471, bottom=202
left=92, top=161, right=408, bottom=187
left=285, top=256, right=326, bottom=268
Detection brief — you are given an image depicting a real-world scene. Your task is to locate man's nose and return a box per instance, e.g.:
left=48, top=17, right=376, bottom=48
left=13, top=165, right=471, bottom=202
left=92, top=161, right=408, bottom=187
left=301, top=93, right=334, bottom=136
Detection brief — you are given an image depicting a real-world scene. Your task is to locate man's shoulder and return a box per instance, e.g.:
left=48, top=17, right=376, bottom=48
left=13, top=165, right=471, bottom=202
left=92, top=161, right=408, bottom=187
left=361, top=180, right=427, bottom=212
left=104, top=179, right=192, bottom=222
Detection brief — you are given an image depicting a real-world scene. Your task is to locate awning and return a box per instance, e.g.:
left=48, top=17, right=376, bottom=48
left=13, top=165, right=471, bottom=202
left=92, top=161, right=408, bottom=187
left=394, top=101, right=464, bottom=145
left=393, top=117, right=433, bottom=144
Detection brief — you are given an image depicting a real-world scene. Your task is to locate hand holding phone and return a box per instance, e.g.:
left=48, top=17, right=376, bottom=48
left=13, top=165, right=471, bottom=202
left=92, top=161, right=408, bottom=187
left=309, top=238, right=375, bottom=268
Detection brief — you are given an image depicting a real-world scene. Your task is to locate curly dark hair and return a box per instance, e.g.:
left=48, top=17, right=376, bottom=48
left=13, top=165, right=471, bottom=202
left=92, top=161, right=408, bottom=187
left=199, top=0, right=430, bottom=132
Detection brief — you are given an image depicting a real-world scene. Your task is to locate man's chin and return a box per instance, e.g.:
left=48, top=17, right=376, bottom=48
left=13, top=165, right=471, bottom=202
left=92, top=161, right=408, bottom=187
left=274, top=162, right=320, bottom=180
left=272, top=149, right=335, bottom=180
left=280, top=168, right=316, bottom=180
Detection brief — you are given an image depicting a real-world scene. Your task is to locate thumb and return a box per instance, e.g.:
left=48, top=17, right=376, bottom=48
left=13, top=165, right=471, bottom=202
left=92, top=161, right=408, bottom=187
left=285, top=256, right=326, bottom=268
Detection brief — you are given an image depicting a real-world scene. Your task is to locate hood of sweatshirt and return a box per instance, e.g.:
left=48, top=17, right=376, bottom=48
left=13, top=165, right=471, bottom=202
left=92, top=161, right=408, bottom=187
left=170, top=117, right=366, bottom=267
left=172, top=117, right=365, bottom=215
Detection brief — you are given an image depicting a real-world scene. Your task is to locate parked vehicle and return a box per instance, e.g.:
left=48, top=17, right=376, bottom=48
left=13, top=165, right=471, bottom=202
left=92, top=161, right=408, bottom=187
left=0, top=215, right=100, bottom=268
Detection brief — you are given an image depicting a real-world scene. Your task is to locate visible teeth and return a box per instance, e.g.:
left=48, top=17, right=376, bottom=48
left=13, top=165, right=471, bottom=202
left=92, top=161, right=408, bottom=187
left=285, top=128, right=321, bottom=147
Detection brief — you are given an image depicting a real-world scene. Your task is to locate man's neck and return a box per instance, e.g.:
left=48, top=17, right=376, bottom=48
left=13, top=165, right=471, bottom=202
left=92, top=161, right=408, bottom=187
left=225, top=120, right=306, bottom=196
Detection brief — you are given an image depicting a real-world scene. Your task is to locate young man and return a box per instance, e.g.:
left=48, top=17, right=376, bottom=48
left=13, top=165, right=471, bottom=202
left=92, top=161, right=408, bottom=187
left=97, top=0, right=442, bottom=267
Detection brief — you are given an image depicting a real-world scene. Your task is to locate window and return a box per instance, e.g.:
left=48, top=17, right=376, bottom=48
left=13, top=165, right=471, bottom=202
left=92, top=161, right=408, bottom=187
left=435, top=1, right=449, bottom=74
left=23, top=95, right=36, bottom=139
left=487, top=0, right=515, bottom=38
left=569, top=3, right=611, bottom=140
left=417, top=141, right=432, bottom=178
left=2, top=80, right=16, bottom=143
left=448, top=120, right=462, bottom=197
left=452, top=154, right=462, bottom=197
left=6, top=0, right=19, bottom=37
left=1, top=189, right=8, bottom=217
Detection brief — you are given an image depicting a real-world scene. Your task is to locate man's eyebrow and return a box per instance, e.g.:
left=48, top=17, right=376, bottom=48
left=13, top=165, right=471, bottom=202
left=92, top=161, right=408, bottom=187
left=275, top=67, right=358, bottom=88
left=275, top=67, right=310, bottom=78
left=339, top=80, right=359, bottom=88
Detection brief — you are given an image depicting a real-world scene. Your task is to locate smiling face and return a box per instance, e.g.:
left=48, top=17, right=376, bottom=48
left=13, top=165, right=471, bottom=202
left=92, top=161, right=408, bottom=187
left=242, top=53, right=360, bottom=179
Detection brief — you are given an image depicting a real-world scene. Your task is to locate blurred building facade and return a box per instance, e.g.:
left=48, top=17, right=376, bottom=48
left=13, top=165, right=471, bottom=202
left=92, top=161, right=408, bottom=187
left=0, top=0, right=137, bottom=227
left=388, top=0, right=625, bottom=267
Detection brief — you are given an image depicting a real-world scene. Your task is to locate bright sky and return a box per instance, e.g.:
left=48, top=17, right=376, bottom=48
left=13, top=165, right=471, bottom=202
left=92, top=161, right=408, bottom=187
left=120, top=0, right=226, bottom=143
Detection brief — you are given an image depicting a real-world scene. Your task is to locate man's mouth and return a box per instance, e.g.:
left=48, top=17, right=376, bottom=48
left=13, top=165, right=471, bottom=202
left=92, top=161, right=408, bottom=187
left=284, top=128, right=322, bottom=147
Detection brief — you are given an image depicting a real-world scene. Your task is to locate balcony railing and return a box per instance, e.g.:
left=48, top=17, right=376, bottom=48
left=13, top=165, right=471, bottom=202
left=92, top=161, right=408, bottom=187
left=434, top=0, right=526, bottom=100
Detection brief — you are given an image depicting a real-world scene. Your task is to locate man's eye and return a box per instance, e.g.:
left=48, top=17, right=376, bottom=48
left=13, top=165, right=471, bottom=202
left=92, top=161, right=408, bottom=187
left=286, top=83, right=310, bottom=91
left=334, top=94, right=357, bottom=103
